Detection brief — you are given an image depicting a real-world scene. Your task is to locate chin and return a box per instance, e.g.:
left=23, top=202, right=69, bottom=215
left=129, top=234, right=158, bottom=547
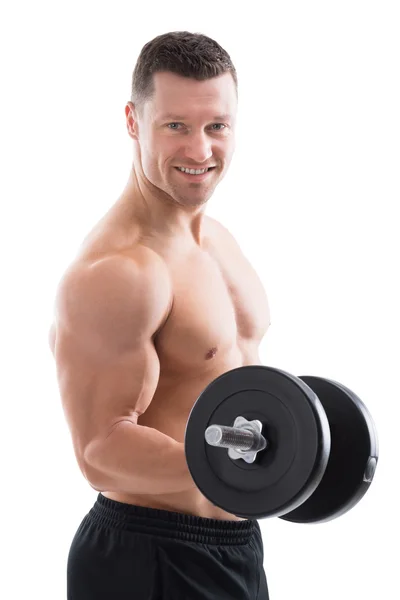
left=167, top=185, right=213, bottom=206
left=178, top=196, right=209, bottom=208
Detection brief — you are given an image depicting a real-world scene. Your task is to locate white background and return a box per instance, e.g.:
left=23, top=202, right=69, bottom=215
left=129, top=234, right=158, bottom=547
left=1, top=1, right=399, bottom=598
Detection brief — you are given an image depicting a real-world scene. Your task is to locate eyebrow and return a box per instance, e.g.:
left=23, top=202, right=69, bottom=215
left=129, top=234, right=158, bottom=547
left=159, top=113, right=232, bottom=121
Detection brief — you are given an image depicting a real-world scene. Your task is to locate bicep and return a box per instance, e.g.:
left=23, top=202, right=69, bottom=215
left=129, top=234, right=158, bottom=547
left=52, top=255, right=169, bottom=462
left=54, top=324, right=161, bottom=466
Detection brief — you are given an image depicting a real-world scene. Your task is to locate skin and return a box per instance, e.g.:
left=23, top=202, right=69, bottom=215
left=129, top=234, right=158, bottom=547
left=50, top=70, right=271, bottom=521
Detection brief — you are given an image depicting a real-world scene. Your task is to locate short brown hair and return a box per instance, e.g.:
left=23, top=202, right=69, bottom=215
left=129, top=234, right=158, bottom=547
left=131, top=31, right=238, bottom=115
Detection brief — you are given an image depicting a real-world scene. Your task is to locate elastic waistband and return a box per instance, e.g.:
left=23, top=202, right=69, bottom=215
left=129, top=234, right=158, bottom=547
left=88, top=493, right=257, bottom=546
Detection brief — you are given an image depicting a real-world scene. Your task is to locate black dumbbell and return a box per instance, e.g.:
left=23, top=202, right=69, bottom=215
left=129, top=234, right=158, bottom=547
left=184, top=365, right=378, bottom=522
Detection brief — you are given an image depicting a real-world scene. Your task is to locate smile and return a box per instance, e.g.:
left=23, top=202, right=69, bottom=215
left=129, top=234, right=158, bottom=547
left=174, top=167, right=216, bottom=180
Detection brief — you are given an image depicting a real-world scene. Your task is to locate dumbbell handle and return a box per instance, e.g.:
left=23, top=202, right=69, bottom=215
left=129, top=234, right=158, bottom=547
left=205, top=421, right=268, bottom=453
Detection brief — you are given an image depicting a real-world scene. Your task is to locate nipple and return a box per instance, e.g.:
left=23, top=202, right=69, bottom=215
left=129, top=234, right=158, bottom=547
left=205, top=347, right=218, bottom=360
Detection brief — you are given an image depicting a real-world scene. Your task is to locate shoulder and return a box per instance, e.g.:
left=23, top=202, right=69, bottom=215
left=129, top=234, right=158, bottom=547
left=61, top=245, right=169, bottom=291
left=204, top=215, right=244, bottom=256
left=54, top=246, right=172, bottom=334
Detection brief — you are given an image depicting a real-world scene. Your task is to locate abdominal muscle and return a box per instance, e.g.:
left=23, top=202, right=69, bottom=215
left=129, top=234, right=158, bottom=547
left=102, top=346, right=258, bottom=521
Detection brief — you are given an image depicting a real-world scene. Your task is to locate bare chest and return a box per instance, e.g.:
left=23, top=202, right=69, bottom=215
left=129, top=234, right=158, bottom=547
left=155, top=248, right=270, bottom=373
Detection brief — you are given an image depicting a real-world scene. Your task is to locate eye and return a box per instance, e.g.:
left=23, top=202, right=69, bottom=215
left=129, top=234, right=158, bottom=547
left=211, top=123, right=226, bottom=131
left=166, top=122, right=227, bottom=132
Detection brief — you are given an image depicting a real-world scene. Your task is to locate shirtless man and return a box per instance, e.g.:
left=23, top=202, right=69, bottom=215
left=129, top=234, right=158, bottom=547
left=50, top=31, right=271, bottom=599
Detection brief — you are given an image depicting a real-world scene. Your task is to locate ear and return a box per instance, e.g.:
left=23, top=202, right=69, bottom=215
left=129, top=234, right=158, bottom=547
left=125, top=102, right=139, bottom=140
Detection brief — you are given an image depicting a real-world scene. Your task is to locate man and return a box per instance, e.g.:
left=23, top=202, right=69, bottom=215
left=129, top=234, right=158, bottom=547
left=50, top=31, right=271, bottom=599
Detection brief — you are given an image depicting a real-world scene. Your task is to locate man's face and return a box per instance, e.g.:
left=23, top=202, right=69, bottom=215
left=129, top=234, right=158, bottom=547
left=128, top=71, right=238, bottom=208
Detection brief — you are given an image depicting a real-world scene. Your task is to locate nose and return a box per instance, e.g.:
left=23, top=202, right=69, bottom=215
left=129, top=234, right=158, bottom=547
left=184, top=131, right=213, bottom=164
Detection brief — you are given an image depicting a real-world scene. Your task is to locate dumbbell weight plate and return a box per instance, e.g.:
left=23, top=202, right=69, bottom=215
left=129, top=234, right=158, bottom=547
left=184, top=365, right=331, bottom=520
left=280, top=376, right=379, bottom=524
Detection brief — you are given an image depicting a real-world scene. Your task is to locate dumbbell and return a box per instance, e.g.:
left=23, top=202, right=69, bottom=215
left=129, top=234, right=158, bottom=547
left=184, top=365, right=378, bottom=522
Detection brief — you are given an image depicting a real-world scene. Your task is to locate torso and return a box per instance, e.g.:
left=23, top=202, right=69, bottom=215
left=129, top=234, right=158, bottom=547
left=55, top=213, right=271, bottom=520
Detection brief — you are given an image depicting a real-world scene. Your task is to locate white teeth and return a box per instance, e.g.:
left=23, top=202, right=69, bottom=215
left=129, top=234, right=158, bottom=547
left=178, top=167, right=209, bottom=175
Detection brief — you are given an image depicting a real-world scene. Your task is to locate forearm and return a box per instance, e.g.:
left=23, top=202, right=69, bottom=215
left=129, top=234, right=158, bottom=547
left=83, top=421, right=196, bottom=495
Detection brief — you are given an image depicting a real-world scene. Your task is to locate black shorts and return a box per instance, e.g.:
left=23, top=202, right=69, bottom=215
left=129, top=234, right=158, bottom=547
left=67, top=493, right=269, bottom=599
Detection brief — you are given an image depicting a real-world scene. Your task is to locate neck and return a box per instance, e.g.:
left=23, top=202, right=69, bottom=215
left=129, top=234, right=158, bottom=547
left=115, top=165, right=208, bottom=247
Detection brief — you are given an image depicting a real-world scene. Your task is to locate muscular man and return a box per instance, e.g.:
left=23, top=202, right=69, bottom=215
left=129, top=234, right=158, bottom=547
left=50, top=31, right=271, bottom=599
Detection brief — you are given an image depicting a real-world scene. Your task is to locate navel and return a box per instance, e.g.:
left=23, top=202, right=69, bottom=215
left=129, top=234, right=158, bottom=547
left=205, top=347, right=218, bottom=360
